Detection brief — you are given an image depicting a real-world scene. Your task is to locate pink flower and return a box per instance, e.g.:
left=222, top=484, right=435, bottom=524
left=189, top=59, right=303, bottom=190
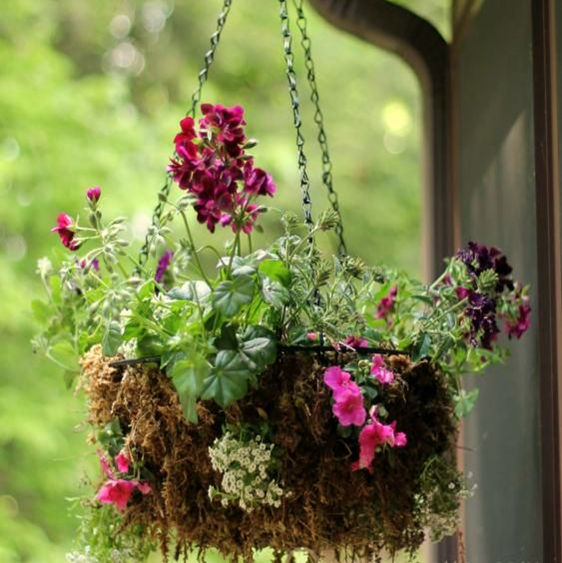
left=351, top=412, right=407, bottom=472
left=342, top=335, right=368, bottom=349
left=323, top=366, right=351, bottom=392
left=370, top=354, right=395, bottom=384
left=115, top=452, right=130, bottom=474
left=97, top=451, right=115, bottom=479
left=134, top=481, right=152, bottom=495
left=86, top=186, right=101, bottom=203
left=97, top=479, right=137, bottom=511
left=51, top=213, right=81, bottom=251
left=332, top=387, right=366, bottom=427
left=376, top=286, right=397, bottom=320
left=306, top=332, right=318, bottom=341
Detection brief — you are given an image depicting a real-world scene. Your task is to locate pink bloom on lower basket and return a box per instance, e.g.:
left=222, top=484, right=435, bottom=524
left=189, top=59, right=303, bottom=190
left=97, top=451, right=115, bottom=479
left=323, top=366, right=351, bottom=393
left=97, top=479, right=137, bottom=511
left=115, top=452, right=130, bottom=474
left=351, top=414, right=407, bottom=472
left=134, top=481, right=152, bottom=495
left=332, top=387, right=366, bottom=427
left=370, top=354, right=395, bottom=384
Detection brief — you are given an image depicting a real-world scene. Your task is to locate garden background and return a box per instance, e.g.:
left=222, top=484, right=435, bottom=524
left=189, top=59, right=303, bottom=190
left=0, top=0, right=447, bottom=560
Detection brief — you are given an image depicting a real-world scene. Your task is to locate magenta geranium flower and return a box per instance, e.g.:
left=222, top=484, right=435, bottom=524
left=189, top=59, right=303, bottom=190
left=174, top=116, right=197, bottom=150
left=376, top=286, right=397, bottom=320
left=332, top=387, right=366, bottom=427
left=243, top=165, right=276, bottom=197
left=51, top=213, right=80, bottom=251
left=370, top=354, right=395, bottom=384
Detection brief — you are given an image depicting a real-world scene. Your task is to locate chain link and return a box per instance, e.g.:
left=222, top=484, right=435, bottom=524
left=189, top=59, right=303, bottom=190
left=137, top=0, right=234, bottom=270
left=290, top=0, right=347, bottom=255
left=278, top=0, right=314, bottom=232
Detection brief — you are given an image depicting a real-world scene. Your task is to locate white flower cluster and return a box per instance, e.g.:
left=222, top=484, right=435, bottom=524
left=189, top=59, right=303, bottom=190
left=66, top=545, right=141, bottom=563
left=66, top=548, right=98, bottom=563
left=208, top=431, right=284, bottom=512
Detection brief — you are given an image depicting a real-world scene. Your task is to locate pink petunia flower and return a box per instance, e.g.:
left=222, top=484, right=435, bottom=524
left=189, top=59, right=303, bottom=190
left=370, top=354, right=395, bottom=384
left=51, top=213, right=81, bottom=251
left=351, top=412, right=407, bottom=472
left=332, top=387, right=366, bottom=427
left=115, top=452, right=131, bottom=474
left=323, top=366, right=351, bottom=393
left=97, top=479, right=137, bottom=511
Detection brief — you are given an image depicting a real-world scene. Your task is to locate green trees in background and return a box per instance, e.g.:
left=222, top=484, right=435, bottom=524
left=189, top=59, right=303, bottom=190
left=0, top=0, right=445, bottom=560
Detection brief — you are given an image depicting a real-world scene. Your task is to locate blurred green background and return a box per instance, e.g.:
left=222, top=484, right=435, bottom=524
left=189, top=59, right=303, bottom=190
left=0, top=0, right=447, bottom=560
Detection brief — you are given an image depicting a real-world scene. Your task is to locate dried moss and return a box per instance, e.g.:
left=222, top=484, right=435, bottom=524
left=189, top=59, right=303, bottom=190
left=81, top=345, right=458, bottom=560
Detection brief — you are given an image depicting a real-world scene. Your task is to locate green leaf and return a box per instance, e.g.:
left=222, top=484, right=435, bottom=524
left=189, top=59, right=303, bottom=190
left=136, top=334, right=164, bottom=357
left=168, top=281, right=211, bottom=302
left=230, top=256, right=258, bottom=277
left=239, top=326, right=277, bottom=371
left=31, top=299, right=52, bottom=326
left=48, top=340, right=79, bottom=372
left=137, top=280, right=156, bottom=300
left=171, top=354, right=211, bottom=398
left=212, top=275, right=255, bottom=318
left=258, top=259, right=291, bottom=287
left=412, top=333, right=432, bottom=362
left=214, top=324, right=238, bottom=350
left=202, top=350, right=252, bottom=407
left=260, top=276, right=290, bottom=309
left=453, top=388, right=480, bottom=418
left=102, top=321, right=122, bottom=356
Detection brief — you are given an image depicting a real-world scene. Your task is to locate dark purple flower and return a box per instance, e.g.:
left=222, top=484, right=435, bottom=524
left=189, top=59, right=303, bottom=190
left=86, top=186, right=101, bottom=203
left=456, top=241, right=514, bottom=293
left=155, top=250, right=173, bottom=283
left=51, top=213, right=81, bottom=251
left=464, top=290, right=499, bottom=350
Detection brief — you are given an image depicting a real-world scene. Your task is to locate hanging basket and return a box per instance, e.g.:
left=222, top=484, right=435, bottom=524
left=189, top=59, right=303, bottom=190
left=34, top=0, right=532, bottom=561
left=81, top=346, right=458, bottom=559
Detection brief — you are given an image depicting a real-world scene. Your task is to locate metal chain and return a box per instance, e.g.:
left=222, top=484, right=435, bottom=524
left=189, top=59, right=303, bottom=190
left=137, top=0, right=234, bottom=269
left=278, top=0, right=314, bottom=232
left=290, top=0, right=347, bottom=255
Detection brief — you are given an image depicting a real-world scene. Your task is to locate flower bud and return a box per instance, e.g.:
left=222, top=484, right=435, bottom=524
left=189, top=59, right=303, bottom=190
left=87, top=186, right=101, bottom=203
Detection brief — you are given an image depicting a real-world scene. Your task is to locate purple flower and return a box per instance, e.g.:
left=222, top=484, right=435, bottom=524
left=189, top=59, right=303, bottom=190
left=463, top=290, right=499, bottom=350
left=155, top=250, right=173, bottom=283
left=86, top=186, right=101, bottom=203
left=51, top=213, right=80, bottom=251
left=457, top=241, right=514, bottom=293
left=79, top=257, right=99, bottom=271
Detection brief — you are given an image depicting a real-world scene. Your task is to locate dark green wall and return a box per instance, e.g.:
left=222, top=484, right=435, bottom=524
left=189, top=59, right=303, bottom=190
left=454, top=0, right=542, bottom=559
